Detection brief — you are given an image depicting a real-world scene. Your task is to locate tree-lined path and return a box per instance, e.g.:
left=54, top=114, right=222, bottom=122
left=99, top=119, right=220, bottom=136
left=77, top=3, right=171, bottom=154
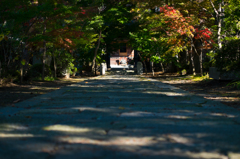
left=0, top=75, right=240, bottom=159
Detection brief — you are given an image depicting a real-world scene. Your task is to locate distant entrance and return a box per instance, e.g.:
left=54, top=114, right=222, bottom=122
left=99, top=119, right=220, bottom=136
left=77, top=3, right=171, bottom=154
left=110, top=42, right=134, bottom=69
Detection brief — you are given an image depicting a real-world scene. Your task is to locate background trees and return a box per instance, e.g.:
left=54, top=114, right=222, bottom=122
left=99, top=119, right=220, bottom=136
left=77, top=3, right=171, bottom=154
left=0, top=0, right=239, bottom=83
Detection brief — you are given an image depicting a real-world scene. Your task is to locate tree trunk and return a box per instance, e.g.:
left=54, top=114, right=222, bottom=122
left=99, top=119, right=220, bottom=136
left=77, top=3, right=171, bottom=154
left=186, top=48, right=189, bottom=64
left=20, top=44, right=24, bottom=83
left=217, top=11, right=222, bottom=49
left=200, top=48, right=203, bottom=76
left=143, top=60, right=147, bottom=75
left=209, top=0, right=223, bottom=49
left=151, top=62, right=154, bottom=76
left=190, top=45, right=196, bottom=75
left=95, top=61, right=97, bottom=76
left=92, top=30, right=102, bottom=74
left=0, top=60, right=1, bottom=79
left=42, top=24, right=46, bottom=81
left=137, top=52, right=147, bottom=74
left=3, top=41, right=7, bottom=66
left=52, top=51, right=57, bottom=78
left=161, top=63, right=165, bottom=73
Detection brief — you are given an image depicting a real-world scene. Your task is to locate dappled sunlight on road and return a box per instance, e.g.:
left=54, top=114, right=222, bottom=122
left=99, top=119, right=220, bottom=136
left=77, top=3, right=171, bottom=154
left=0, top=133, right=40, bottom=138
left=43, top=125, right=104, bottom=134
left=57, top=136, right=156, bottom=146
left=0, top=75, right=240, bottom=158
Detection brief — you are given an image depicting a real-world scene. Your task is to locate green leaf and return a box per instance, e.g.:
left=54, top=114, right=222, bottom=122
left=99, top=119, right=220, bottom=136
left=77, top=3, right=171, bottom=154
left=21, top=60, right=26, bottom=66
left=0, top=34, right=4, bottom=41
left=14, top=56, right=19, bottom=60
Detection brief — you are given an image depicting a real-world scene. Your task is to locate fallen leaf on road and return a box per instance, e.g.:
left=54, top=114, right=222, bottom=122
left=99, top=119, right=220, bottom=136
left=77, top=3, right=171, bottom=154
left=13, top=99, right=21, bottom=103
left=119, top=107, right=125, bottom=110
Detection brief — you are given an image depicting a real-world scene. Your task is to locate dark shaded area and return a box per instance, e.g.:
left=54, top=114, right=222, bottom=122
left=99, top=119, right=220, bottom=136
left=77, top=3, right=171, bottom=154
left=0, top=76, right=95, bottom=107
left=147, top=73, right=240, bottom=109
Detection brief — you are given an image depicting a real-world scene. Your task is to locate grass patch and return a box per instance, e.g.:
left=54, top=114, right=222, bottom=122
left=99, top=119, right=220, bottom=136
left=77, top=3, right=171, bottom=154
left=33, top=76, right=58, bottom=81
left=181, top=74, right=213, bottom=82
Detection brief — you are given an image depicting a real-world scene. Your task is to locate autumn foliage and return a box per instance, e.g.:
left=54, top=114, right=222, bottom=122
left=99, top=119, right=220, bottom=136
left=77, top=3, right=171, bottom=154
left=157, top=5, right=213, bottom=53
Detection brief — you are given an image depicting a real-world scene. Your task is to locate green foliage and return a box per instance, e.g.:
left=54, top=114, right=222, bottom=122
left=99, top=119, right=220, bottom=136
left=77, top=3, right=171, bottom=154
left=227, top=80, right=240, bottom=89
left=203, top=50, right=216, bottom=71
left=28, top=63, right=52, bottom=79
left=215, top=39, right=240, bottom=72
left=1, top=0, right=239, bottom=80
left=44, top=76, right=56, bottom=81
left=182, top=74, right=212, bottom=82
left=150, top=56, right=162, bottom=63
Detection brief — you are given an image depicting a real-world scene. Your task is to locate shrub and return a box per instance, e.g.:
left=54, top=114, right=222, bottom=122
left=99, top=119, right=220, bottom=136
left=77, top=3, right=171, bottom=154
left=227, top=80, right=240, bottom=89
left=215, top=39, right=240, bottom=72
left=27, top=63, right=53, bottom=80
left=44, top=76, right=56, bottom=81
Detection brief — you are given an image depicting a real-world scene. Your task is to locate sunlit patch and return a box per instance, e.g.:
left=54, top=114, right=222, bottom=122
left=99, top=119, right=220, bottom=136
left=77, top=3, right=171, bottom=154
left=210, top=113, right=236, bottom=118
left=143, top=92, right=190, bottom=96
left=43, top=125, right=105, bottom=134
left=120, top=112, right=191, bottom=119
left=0, top=124, right=29, bottom=132
left=186, top=151, right=228, bottom=158
left=75, top=107, right=112, bottom=113
left=30, top=87, right=56, bottom=90
left=167, top=115, right=190, bottom=119
left=43, top=125, right=90, bottom=132
left=58, top=136, right=156, bottom=146
left=0, top=133, right=37, bottom=138
left=164, top=134, right=192, bottom=145
left=120, top=112, right=157, bottom=117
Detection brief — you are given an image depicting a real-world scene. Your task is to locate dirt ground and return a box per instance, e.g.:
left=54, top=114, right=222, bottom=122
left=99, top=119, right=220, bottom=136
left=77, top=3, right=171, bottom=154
left=145, top=72, right=240, bottom=110
left=1, top=72, right=240, bottom=110
left=0, top=75, right=96, bottom=107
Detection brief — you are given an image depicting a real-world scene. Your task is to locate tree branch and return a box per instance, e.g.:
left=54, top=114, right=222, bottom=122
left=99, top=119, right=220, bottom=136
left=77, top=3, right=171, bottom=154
left=209, top=0, right=219, bottom=15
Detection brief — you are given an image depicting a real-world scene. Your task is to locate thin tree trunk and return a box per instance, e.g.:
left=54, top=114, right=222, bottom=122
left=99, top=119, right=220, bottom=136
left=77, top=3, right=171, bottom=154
left=161, top=63, right=165, bottom=73
left=200, top=48, right=203, bottom=76
left=209, top=0, right=223, bottom=49
left=217, top=11, right=222, bottom=49
left=137, top=52, right=147, bottom=75
left=52, top=51, right=57, bottom=78
left=92, top=30, right=102, bottom=74
left=151, top=62, right=154, bottom=76
left=42, top=24, right=46, bottom=81
left=0, top=60, right=2, bottom=79
left=143, top=60, right=147, bottom=75
left=186, top=48, right=189, bottom=64
left=20, top=65, right=23, bottom=83
left=20, top=44, right=24, bottom=83
left=7, top=38, right=11, bottom=67
left=190, top=44, right=196, bottom=75
left=2, top=41, right=7, bottom=66
left=95, top=61, right=97, bottom=76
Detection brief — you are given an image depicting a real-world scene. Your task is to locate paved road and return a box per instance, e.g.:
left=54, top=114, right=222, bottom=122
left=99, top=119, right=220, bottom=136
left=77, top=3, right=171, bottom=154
left=0, top=75, right=240, bottom=159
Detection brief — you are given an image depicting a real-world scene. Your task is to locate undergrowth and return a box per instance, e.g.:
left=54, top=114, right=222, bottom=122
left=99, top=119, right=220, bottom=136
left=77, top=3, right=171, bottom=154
left=181, top=74, right=213, bottom=82
left=227, top=80, right=240, bottom=89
